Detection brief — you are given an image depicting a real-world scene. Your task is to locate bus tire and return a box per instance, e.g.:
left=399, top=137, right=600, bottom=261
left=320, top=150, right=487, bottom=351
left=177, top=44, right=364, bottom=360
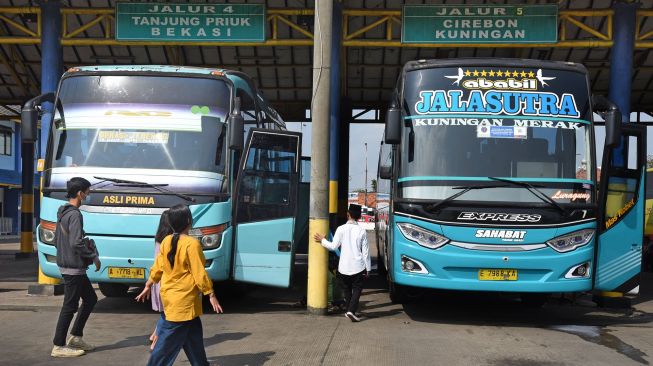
left=520, top=293, right=548, bottom=308
left=376, top=237, right=387, bottom=276
left=388, top=277, right=408, bottom=304
left=98, top=282, right=129, bottom=297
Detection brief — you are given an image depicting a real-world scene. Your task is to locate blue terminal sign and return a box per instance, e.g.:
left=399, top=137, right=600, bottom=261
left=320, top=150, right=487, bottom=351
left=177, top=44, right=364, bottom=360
left=402, top=5, right=558, bottom=44
left=115, top=3, right=266, bottom=42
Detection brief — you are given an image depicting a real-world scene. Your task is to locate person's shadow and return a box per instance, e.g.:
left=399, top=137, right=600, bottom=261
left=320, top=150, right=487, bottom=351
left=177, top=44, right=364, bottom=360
left=203, top=332, right=250, bottom=348
left=94, top=334, right=150, bottom=352
left=206, top=351, right=275, bottom=366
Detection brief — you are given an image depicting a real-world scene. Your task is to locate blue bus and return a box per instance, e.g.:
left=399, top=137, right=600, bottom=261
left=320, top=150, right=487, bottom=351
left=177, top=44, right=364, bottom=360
left=24, top=66, right=304, bottom=297
left=376, top=59, right=646, bottom=304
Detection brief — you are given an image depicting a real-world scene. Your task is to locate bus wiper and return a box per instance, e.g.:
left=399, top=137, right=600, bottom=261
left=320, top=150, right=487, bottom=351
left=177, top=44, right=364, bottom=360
left=93, top=176, right=196, bottom=203
left=488, top=177, right=566, bottom=215
left=425, top=184, right=506, bottom=212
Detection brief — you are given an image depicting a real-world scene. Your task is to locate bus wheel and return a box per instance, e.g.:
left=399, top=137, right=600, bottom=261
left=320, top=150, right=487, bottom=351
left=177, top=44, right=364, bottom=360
left=376, top=239, right=387, bottom=276
left=520, top=293, right=548, bottom=308
left=98, top=283, right=129, bottom=297
left=388, top=277, right=408, bottom=304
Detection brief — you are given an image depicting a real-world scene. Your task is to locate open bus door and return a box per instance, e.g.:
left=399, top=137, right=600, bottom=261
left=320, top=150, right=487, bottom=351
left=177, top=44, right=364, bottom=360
left=595, top=124, right=646, bottom=293
left=232, top=129, right=302, bottom=287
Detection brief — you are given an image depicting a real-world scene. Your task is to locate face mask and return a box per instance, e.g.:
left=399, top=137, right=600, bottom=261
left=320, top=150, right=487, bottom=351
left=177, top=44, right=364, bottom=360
left=83, top=193, right=91, bottom=203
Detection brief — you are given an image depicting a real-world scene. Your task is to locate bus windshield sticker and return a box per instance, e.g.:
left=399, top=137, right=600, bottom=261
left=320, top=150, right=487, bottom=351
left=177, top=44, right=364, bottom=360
left=98, top=131, right=170, bottom=144
left=477, top=125, right=527, bottom=139
left=58, top=103, right=226, bottom=132
left=550, top=190, right=591, bottom=202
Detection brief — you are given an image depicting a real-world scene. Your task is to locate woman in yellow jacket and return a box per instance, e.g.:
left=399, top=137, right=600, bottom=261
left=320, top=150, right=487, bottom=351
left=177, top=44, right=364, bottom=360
left=136, top=204, right=223, bottom=366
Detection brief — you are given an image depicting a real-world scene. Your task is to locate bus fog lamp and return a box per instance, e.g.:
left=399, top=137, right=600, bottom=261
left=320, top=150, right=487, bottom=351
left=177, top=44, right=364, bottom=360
left=401, top=255, right=428, bottom=274
left=397, top=223, right=449, bottom=249
left=405, top=260, right=415, bottom=270
left=546, top=229, right=594, bottom=253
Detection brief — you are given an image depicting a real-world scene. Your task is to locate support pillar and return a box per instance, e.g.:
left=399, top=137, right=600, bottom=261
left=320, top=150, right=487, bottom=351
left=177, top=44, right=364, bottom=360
left=329, top=2, right=342, bottom=233
left=40, top=0, right=63, bottom=157
left=337, top=98, right=351, bottom=227
left=608, top=1, right=638, bottom=123
left=307, top=0, right=333, bottom=315
left=27, top=0, right=62, bottom=288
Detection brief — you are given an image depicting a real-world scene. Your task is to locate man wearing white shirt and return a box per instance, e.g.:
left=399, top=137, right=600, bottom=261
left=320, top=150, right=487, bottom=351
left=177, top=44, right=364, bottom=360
left=314, top=204, right=371, bottom=322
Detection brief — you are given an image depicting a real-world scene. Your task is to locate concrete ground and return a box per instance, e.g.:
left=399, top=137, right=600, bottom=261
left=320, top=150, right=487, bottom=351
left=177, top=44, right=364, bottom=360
left=1, top=237, right=652, bottom=366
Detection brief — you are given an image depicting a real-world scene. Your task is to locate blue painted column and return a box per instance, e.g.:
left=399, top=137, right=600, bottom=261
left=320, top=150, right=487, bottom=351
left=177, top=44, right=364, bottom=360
left=609, top=2, right=638, bottom=123
left=329, top=2, right=342, bottom=233
left=40, top=0, right=62, bottom=157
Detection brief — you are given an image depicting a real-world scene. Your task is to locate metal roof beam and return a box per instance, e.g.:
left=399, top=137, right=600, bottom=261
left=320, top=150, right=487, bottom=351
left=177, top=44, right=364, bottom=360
left=0, top=7, right=652, bottom=48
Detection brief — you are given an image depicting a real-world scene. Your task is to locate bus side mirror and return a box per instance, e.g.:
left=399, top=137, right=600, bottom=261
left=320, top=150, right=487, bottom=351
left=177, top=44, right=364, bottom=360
left=379, top=165, right=392, bottom=179
left=21, top=92, right=55, bottom=143
left=228, top=114, right=244, bottom=151
left=21, top=107, right=38, bottom=142
left=593, top=95, right=621, bottom=148
left=229, top=97, right=245, bottom=151
left=385, top=107, right=401, bottom=145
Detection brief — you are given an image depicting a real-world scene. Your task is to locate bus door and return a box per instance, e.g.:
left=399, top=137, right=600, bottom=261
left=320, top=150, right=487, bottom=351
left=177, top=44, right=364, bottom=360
left=595, top=124, right=646, bottom=293
left=233, top=129, right=301, bottom=287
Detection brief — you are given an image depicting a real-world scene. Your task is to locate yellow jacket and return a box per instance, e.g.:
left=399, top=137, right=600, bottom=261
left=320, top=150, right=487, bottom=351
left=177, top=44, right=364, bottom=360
left=149, top=234, right=213, bottom=322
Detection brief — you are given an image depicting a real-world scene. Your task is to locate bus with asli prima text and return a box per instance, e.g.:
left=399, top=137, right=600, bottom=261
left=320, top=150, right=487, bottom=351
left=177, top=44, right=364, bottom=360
left=24, top=65, right=304, bottom=297
left=376, top=59, right=646, bottom=305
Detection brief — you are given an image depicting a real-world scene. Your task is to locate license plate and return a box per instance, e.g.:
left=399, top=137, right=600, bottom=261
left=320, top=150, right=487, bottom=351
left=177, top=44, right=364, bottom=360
left=108, top=267, right=145, bottom=279
left=478, top=269, right=518, bottom=281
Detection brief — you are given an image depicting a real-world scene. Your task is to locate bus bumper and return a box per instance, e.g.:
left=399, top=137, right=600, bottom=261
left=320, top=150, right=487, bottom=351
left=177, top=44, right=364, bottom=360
left=392, top=233, right=594, bottom=293
left=37, top=227, right=232, bottom=283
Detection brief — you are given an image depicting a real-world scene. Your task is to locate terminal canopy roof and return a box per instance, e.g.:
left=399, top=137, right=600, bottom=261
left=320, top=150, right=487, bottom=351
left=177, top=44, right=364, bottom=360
left=0, top=0, right=651, bottom=121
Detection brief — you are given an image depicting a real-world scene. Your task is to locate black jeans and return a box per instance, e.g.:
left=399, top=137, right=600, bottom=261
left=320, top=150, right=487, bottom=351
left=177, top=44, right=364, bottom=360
left=53, top=274, right=98, bottom=346
left=337, top=270, right=365, bottom=314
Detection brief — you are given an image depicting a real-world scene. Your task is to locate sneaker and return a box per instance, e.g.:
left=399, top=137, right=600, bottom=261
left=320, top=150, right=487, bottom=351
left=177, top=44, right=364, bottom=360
left=67, top=336, right=95, bottom=351
left=345, top=311, right=361, bottom=322
left=51, top=345, right=85, bottom=358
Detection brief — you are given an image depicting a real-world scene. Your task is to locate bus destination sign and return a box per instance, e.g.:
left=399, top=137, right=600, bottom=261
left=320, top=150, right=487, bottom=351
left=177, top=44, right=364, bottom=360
left=402, top=5, right=558, bottom=44
left=116, top=3, right=265, bottom=42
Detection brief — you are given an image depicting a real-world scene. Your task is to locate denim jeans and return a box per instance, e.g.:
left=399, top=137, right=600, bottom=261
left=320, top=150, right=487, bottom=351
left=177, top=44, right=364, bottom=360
left=52, top=274, right=98, bottom=346
left=147, top=316, right=209, bottom=366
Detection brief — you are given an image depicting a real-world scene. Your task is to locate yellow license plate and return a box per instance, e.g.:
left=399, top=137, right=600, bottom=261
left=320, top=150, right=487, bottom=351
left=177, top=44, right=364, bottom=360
left=478, top=269, right=518, bottom=281
left=108, top=267, right=145, bottom=279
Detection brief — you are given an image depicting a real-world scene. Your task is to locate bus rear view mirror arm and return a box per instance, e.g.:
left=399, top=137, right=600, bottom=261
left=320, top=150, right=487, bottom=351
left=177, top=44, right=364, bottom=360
left=592, top=94, right=622, bottom=149
left=385, top=107, right=401, bottom=145
left=228, top=96, right=244, bottom=151
left=21, top=92, right=55, bottom=143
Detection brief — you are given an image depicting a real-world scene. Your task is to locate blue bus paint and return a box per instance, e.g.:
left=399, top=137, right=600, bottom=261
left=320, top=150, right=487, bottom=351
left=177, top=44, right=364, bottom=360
left=376, top=59, right=646, bottom=303
left=33, top=66, right=303, bottom=296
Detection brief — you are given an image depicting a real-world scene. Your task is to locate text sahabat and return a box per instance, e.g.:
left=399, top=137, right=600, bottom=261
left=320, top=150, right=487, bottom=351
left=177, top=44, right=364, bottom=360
left=414, top=90, right=580, bottom=118
left=412, top=118, right=582, bottom=130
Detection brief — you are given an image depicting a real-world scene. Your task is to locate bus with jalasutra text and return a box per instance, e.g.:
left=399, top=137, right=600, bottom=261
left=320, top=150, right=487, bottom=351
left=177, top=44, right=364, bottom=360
left=23, top=65, right=305, bottom=297
left=375, top=58, right=646, bottom=305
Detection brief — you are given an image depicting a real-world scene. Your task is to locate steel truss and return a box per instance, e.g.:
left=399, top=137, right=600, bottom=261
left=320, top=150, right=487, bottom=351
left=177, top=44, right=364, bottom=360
left=0, top=7, right=650, bottom=48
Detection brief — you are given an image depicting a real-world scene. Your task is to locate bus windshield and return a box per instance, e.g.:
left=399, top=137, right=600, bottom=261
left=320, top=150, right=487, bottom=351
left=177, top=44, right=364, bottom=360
left=399, top=66, right=594, bottom=204
left=51, top=75, right=229, bottom=174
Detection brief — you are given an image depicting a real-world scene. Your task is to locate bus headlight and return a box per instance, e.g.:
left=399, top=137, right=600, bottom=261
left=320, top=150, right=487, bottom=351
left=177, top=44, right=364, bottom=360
left=397, top=223, right=449, bottom=249
left=546, top=229, right=594, bottom=253
left=38, top=220, right=56, bottom=245
left=189, top=223, right=228, bottom=250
